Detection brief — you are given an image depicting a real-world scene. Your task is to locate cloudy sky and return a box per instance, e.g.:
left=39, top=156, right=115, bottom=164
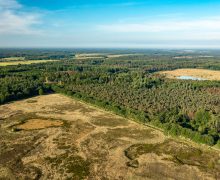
left=1, top=0, right=220, bottom=48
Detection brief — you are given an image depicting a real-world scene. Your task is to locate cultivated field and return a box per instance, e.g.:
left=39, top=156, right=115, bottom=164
left=0, top=94, right=219, bottom=179
left=159, top=68, right=220, bottom=80
left=0, top=60, right=58, bottom=66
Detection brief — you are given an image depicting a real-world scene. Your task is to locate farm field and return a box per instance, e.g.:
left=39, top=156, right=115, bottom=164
left=0, top=60, right=58, bottom=66
left=0, top=94, right=219, bottom=179
left=159, top=68, right=220, bottom=81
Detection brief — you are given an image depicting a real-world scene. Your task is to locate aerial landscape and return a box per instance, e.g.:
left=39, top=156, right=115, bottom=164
left=0, top=0, right=220, bottom=180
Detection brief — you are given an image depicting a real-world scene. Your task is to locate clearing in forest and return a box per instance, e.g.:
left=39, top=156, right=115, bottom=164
left=0, top=94, right=219, bottom=179
left=0, top=60, right=58, bottom=66
left=159, top=68, right=220, bottom=81
left=74, top=53, right=140, bottom=59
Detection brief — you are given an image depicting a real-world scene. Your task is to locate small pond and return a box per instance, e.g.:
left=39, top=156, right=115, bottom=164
left=177, top=76, right=206, bottom=80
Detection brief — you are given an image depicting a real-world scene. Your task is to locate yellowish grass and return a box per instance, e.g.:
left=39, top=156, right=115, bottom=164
left=75, top=53, right=104, bottom=57
left=107, top=54, right=141, bottom=58
left=16, top=119, right=63, bottom=130
left=75, top=56, right=104, bottom=60
left=1, top=57, right=25, bottom=61
left=74, top=53, right=140, bottom=59
left=159, top=68, right=220, bottom=81
left=0, top=60, right=58, bottom=66
left=75, top=53, right=105, bottom=59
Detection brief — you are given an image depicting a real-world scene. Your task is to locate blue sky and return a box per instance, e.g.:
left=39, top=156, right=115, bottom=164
left=1, top=0, right=220, bottom=48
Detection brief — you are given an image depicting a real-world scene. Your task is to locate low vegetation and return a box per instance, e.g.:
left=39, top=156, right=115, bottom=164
left=0, top=94, right=219, bottom=179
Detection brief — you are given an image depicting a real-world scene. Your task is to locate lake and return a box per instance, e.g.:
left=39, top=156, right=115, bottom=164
left=177, top=76, right=206, bottom=80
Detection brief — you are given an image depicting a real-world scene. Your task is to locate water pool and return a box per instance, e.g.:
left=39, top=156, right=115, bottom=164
left=177, top=76, right=206, bottom=80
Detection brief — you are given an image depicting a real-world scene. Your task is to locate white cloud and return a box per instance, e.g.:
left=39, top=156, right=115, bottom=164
left=0, top=0, right=42, bottom=35
left=97, top=17, right=220, bottom=40
left=0, top=0, right=21, bottom=9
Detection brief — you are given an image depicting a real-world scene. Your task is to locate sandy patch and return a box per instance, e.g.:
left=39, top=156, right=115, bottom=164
left=159, top=68, right=220, bottom=81
left=16, top=119, right=63, bottom=130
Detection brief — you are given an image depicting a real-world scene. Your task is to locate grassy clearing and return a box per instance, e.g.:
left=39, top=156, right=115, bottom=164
left=106, top=54, right=142, bottom=58
left=0, top=60, right=59, bottom=66
left=75, top=53, right=106, bottom=59
left=159, top=68, right=220, bottom=80
left=74, top=53, right=140, bottom=59
left=0, top=57, right=25, bottom=61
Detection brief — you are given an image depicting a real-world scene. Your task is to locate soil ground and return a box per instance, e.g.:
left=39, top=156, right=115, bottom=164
left=0, top=94, right=219, bottom=179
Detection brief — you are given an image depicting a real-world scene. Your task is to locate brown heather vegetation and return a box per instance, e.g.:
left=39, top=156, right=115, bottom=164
left=0, top=94, right=220, bottom=179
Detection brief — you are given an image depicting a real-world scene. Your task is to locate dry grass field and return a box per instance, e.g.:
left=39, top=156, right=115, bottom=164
left=159, top=68, right=220, bottom=81
left=75, top=53, right=106, bottom=59
left=0, top=60, right=58, bottom=66
left=74, top=53, right=140, bottom=59
left=0, top=57, right=26, bottom=61
left=0, top=94, right=219, bottom=179
left=106, top=54, right=141, bottom=58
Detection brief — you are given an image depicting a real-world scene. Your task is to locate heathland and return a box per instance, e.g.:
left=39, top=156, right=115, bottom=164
left=0, top=94, right=219, bottom=179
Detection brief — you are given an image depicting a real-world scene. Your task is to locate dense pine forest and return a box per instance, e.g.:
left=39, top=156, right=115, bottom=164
left=0, top=49, right=220, bottom=147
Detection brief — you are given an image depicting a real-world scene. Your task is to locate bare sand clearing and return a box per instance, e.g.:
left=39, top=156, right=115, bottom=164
left=159, top=68, right=220, bottom=81
left=0, top=94, right=219, bottom=179
left=16, top=119, right=63, bottom=130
